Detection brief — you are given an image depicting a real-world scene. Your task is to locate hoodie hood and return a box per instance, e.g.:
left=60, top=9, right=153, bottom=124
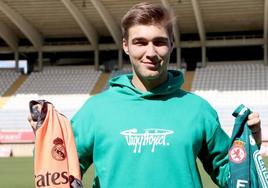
left=109, top=70, right=184, bottom=98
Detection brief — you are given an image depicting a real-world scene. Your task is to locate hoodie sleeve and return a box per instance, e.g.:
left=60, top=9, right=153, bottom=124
left=198, top=102, right=230, bottom=187
left=71, top=99, right=95, bottom=176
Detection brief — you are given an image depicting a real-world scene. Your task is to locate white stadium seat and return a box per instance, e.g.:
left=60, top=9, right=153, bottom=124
left=0, top=66, right=101, bottom=130
left=191, top=61, right=268, bottom=139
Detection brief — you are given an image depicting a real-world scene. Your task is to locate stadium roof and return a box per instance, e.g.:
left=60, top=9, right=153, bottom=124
left=0, top=0, right=267, bottom=68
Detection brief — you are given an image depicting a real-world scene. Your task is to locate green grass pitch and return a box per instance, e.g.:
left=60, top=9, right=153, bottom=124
left=0, top=157, right=267, bottom=188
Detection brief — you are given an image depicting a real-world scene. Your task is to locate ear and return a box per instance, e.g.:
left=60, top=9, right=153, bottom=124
left=170, top=40, right=174, bottom=50
left=169, top=40, right=174, bottom=53
left=122, top=38, right=129, bottom=55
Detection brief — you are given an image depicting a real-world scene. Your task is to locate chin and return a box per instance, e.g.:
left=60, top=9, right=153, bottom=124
left=142, top=72, right=162, bottom=80
left=135, top=66, right=166, bottom=80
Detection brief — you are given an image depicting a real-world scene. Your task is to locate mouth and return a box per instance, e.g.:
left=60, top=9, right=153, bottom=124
left=142, top=61, right=160, bottom=70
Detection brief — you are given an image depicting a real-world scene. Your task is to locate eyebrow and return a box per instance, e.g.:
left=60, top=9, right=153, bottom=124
left=132, top=37, right=169, bottom=42
left=131, top=37, right=146, bottom=43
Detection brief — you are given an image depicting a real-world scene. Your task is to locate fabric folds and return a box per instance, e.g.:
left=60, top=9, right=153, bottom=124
left=30, top=100, right=83, bottom=188
left=228, top=104, right=268, bottom=188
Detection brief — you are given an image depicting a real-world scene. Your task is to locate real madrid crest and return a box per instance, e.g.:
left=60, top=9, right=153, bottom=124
left=51, top=137, right=66, bottom=161
left=228, top=139, right=247, bottom=163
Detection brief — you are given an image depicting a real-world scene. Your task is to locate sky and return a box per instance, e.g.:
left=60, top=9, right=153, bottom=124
left=0, top=60, right=28, bottom=74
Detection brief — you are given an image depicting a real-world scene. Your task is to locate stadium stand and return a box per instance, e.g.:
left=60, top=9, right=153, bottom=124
left=0, top=69, right=20, bottom=97
left=191, top=61, right=268, bottom=142
left=0, top=66, right=101, bottom=131
left=16, top=66, right=100, bottom=95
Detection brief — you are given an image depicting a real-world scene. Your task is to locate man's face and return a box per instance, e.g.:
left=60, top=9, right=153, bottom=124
left=123, top=24, right=173, bottom=83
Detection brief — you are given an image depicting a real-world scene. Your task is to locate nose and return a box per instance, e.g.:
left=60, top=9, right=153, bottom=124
left=145, top=43, right=158, bottom=60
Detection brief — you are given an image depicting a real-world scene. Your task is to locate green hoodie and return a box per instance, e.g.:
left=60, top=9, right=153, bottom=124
left=71, top=70, right=230, bottom=188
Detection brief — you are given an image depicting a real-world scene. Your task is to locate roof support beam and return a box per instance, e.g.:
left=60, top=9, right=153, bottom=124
left=191, top=0, right=206, bottom=67
left=0, top=0, right=43, bottom=50
left=191, top=0, right=206, bottom=45
left=264, top=0, right=268, bottom=65
left=0, top=22, right=18, bottom=51
left=160, top=0, right=182, bottom=68
left=90, top=0, right=121, bottom=47
left=61, top=0, right=98, bottom=49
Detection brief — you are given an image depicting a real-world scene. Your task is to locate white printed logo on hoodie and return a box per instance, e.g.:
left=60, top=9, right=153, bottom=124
left=120, top=128, right=174, bottom=153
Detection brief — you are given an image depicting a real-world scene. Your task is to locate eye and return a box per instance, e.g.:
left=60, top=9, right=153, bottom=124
left=153, top=40, right=168, bottom=47
left=133, top=41, right=147, bottom=46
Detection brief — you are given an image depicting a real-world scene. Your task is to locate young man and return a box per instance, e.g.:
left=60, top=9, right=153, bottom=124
left=29, top=2, right=261, bottom=188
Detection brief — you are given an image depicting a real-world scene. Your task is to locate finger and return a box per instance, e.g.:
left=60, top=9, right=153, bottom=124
left=247, top=118, right=261, bottom=127
left=30, top=121, right=37, bottom=130
left=247, top=112, right=260, bottom=126
left=248, top=112, right=259, bottom=120
left=27, top=114, right=32, bottom=122
left=31, top=122, right=37, bottom=131
left=27, top=114, right=37, bottom=131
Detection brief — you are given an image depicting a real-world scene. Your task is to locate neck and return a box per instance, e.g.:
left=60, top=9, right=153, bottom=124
left=131, top=72, right=168, bottom=92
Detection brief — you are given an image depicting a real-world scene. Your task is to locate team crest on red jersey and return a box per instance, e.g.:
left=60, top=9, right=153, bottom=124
left=51, top=137, right=66, bottom=161
left=228, top=140, right=246, bottom=163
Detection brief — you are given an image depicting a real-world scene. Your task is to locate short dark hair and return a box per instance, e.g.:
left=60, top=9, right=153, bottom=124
left=121, top=2, right=173, bottom=41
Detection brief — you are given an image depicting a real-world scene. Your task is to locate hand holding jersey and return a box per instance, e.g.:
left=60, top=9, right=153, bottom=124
left=28, top=100, right=83, bottom=188
left=228, top=104, right=267, bottom=188
left=28, top=103, right=42, bottom=133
